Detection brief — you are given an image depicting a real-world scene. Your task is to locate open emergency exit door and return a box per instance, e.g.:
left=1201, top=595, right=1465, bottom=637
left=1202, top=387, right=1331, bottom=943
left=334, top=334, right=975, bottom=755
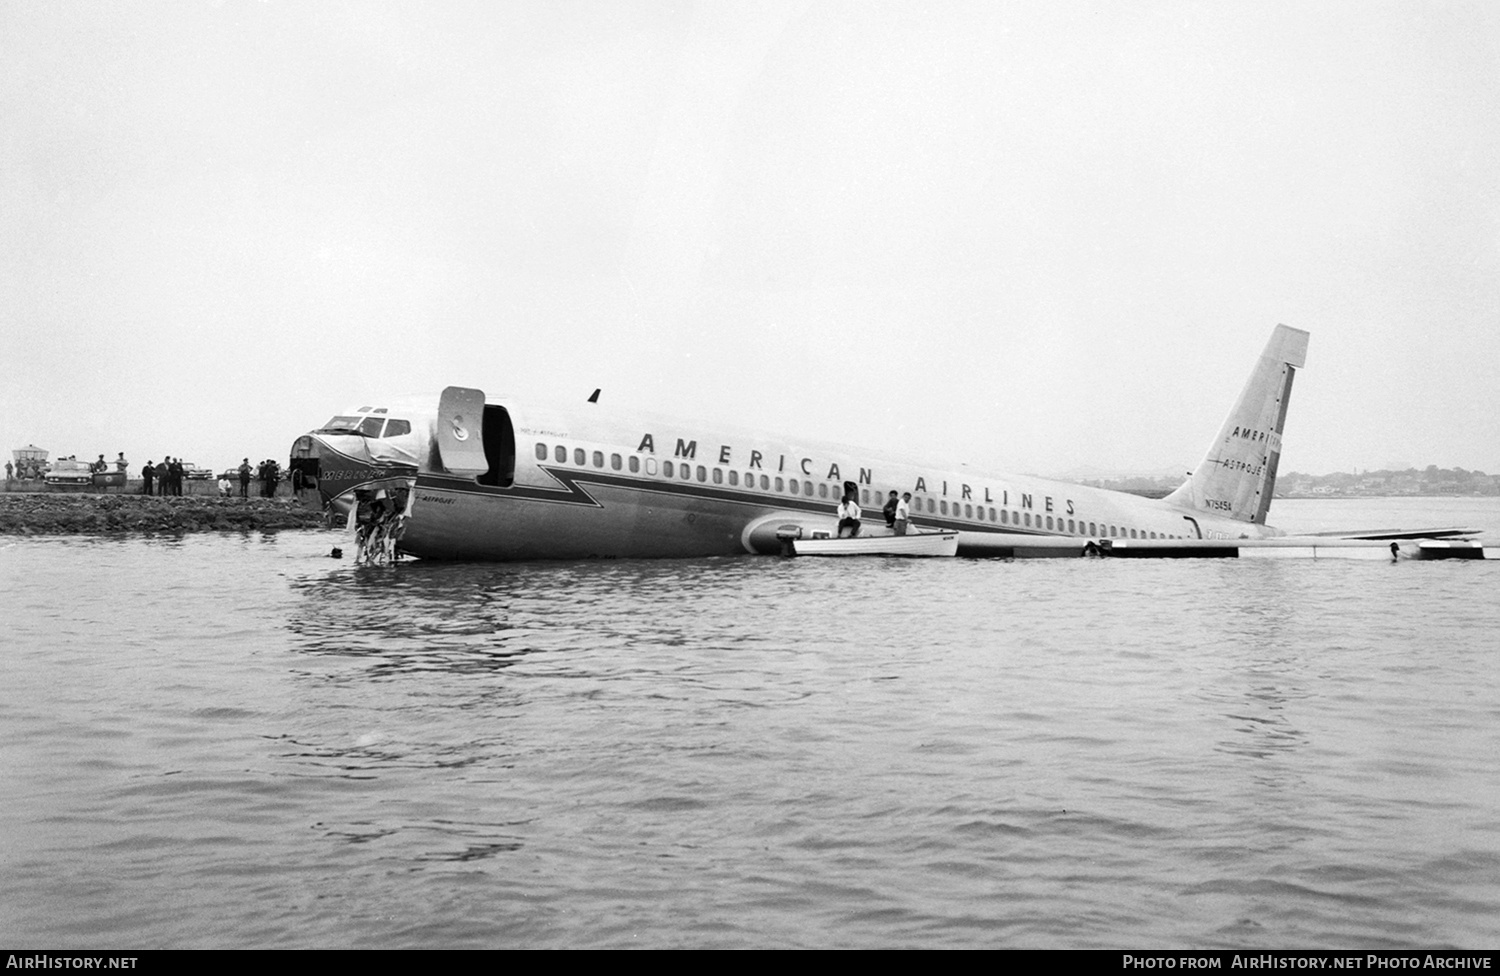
left=436, top=386, right=491, bottom=477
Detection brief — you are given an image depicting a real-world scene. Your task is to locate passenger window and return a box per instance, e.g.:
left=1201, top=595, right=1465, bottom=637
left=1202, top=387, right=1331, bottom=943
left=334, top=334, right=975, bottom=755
left=611, top=454, right=622, bottom=470
left=1001, top=510, right=1008, bottom=524
left=535, top=443, right=548, bottom=461
left=774, top=477, right=784, bottom=492
left=964, top=504, right=972, bottom=519
left=760, top=475, right=769, bottom=489
left=804, top=481, right=813, bottom=496
left=645, top=458, right=657, bottom=475
left=554, top=445, right=566, bottom=463
left=696, top=465, right=706, bottom=482
left=818, top=484, right=828, bottom=498
left=682, top=466, right=692, bottom=480
left=712, top=468, right=722, bottom=484
left=574, top=448, right=585, bottom=466
left=940, top=501, right=948, bottom=515
left=664, top=461, right=674, bottom=477
left=728, top=470, right=738, bottom=486
left=629, top=456, right=640, bottom=473
left=593, top=451, right=604, bottom=468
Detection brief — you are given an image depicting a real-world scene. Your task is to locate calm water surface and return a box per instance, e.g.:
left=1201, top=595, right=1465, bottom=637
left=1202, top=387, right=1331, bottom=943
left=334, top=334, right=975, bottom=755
left=2, top=498, right=1498, bottom=948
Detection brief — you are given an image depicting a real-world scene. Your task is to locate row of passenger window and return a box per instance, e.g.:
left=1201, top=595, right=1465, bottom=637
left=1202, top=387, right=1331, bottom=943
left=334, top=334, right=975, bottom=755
left=532, top=442, right=1179, bottom=540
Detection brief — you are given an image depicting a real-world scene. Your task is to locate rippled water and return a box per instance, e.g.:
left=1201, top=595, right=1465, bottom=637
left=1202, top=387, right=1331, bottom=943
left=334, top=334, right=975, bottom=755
left=2, top=499, right=1498, bottom=948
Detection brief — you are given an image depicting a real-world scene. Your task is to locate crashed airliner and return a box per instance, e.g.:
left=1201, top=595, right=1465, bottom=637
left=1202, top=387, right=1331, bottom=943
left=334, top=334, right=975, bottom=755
left=291, top=325, right=1483, bottom=561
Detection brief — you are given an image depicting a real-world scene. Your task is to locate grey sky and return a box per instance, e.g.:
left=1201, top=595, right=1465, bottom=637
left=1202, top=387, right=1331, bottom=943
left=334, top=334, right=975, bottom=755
left=3, top=1, right=1497, bottom=478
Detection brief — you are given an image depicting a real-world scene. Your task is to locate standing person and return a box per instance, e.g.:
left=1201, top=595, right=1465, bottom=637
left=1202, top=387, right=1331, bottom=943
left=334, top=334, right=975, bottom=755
left=882, top=490, right=899, bottom=530
left=894, top=492, right=912, bottom=536
left=169, top=457, right=184, bottom=496
left=888, top=491, right=912, bottom=539
left=141, top=461, right=155, bottom=496
left=157, top=457, right=169, bottom=495
left=4, top=460, right=12, bottom=483
left=115, top=452, right=128, bottom=475
left=238, top=458, right=252, bottom=498
left=837, top=490, right=862, bottom=539
left=92, top=454, right=107, bottom=474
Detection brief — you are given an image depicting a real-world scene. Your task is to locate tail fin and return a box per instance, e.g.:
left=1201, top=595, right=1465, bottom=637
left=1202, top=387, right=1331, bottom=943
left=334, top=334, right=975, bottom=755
left=1164, top=325, right=1309, bottom=526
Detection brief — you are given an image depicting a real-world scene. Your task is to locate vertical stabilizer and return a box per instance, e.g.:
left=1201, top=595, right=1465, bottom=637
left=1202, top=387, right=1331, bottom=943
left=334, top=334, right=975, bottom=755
left=1164, top=325, right=1309, bottom=525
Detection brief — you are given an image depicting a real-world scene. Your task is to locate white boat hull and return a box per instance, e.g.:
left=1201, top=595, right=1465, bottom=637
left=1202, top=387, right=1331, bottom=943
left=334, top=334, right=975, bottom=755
left=788, top=531, right=959, bottom=557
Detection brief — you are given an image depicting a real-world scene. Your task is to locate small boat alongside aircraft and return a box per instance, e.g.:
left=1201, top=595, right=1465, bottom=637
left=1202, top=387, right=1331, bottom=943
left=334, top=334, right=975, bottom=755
left=782, top=529, right=960, bottom=558
left=292, top=325, right=1487, bottom=562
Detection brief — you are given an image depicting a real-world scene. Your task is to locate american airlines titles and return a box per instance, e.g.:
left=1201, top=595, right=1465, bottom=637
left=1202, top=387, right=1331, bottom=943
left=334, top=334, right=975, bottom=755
left=635, top=433, right=1076, bottom=516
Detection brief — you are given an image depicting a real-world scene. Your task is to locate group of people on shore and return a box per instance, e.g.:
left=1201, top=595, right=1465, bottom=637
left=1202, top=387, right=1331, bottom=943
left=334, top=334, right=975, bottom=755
left=5, top=458, right=44, bottom=480
left=89, top=453, right=129, bottom=475
left=835, top=486, right=914, bottom=538
left=140, top=458, right=189, bottom=496
left=231, top=459, right=284, bottom=498
left=6, top=452, right=312, bottom=503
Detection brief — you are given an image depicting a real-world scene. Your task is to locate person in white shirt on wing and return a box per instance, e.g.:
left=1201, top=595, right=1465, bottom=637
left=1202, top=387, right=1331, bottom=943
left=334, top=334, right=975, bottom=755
left=894, top=492, right=912, bottom=536
left=837, top=490, right=862, bottom=538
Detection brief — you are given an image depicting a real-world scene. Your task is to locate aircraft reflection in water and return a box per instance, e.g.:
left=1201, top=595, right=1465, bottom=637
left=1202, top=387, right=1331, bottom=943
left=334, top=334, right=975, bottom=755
left=290, top=326, right=1484, bottom=562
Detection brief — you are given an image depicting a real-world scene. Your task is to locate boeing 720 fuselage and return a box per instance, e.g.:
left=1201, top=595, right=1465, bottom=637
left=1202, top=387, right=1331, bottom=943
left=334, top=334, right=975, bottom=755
left=292, top=326, right=1321, bottom=561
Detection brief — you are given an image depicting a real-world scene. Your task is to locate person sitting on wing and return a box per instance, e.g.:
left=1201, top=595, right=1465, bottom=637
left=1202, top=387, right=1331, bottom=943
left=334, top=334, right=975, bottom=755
left=836, top=490, right=862, bottom=539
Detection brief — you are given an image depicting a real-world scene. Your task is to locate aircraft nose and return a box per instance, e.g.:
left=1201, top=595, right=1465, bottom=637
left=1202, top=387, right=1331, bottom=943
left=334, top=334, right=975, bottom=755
left=291, top=433, right=370, bottom=512
left=292, top=431, right=419, bottom=515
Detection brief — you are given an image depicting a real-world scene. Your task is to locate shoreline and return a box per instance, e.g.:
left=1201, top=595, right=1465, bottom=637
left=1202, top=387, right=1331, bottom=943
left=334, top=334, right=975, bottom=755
left=0, top=492, right=330, bottom=535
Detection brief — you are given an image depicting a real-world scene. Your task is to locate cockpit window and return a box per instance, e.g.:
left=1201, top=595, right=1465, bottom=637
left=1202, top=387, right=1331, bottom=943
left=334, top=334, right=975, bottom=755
left=317, top=416, right=412, bottom=438
left=318, top=416, right=365, bottom=434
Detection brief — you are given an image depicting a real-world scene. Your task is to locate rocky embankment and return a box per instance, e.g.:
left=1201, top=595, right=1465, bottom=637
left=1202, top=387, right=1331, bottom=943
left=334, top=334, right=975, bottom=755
left=0, top=492, right=330, bottom=535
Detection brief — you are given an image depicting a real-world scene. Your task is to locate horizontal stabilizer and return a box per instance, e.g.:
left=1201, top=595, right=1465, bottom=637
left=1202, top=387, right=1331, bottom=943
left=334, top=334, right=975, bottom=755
left=1310, top=526, right=1481, bottom=541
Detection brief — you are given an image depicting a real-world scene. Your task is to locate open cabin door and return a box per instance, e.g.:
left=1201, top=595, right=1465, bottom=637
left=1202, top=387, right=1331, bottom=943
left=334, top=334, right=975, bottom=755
left=436, top=386, right=491, bottom=477
left=478, top=405, right=515, bottom=487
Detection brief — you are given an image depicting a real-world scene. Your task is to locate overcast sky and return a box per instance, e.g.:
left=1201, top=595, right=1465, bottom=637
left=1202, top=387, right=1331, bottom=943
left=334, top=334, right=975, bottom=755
left=3, top=0, right=1497, bottom=479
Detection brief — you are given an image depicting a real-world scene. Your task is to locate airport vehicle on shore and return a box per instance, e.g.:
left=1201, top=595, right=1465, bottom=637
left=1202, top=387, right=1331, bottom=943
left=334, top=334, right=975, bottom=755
left=43, top=458, right=93, bottom=489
